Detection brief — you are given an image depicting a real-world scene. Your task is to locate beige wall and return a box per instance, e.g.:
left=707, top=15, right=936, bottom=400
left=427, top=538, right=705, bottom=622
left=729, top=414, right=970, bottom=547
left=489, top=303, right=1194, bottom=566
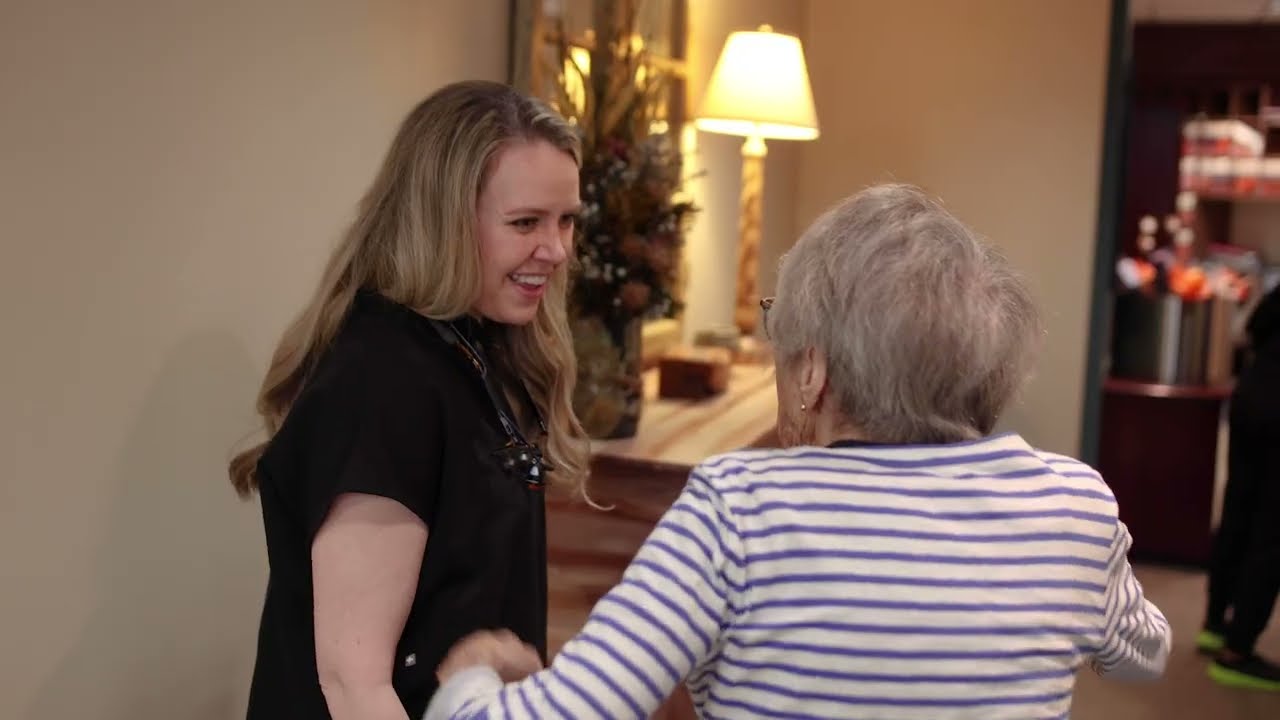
left=798, top=0, right=1112, bottom=455
left=0, top=1, right=508, bottom=717
left=681, top=0, right=808, bottom=339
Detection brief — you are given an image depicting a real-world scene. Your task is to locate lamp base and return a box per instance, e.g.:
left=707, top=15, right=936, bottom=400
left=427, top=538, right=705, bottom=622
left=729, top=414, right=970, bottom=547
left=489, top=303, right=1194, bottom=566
left=733, top=135, right=767, bottom=336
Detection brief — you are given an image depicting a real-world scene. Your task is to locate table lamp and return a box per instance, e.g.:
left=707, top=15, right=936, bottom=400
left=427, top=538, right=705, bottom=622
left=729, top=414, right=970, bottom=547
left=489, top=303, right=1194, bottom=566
left=694, top=25, right=819, bottom=335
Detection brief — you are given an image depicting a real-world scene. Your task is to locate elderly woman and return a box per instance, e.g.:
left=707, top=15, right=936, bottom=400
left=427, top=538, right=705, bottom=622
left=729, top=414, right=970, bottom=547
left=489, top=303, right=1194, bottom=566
left=425, top=184, right=1170, bottom=719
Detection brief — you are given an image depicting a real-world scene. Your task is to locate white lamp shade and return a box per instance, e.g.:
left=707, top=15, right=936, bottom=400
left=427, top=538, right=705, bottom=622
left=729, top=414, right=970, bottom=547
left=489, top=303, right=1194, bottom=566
left=694, top=27, right=819, bottom=142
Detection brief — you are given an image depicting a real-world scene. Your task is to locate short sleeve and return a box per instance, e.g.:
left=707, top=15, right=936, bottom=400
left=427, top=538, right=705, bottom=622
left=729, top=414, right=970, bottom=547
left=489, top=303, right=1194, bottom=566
left=268, top=347, right=446, bottom=541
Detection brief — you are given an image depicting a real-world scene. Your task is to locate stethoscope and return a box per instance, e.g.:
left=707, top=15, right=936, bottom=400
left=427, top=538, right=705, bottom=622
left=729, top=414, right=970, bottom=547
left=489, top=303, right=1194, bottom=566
left=427, top=317, right=551, bottom=488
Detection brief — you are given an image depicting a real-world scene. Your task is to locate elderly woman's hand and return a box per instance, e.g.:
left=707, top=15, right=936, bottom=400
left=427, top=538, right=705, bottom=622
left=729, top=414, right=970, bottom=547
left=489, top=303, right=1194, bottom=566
left=436, top=629, right=543, bottom=684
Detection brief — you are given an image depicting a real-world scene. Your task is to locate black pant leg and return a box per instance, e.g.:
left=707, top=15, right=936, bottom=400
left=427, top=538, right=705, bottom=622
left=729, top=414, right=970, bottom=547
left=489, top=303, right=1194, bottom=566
left=1223, top=402, right=1280, bottom=656
left=1207, top=400, right=1259, bottom=627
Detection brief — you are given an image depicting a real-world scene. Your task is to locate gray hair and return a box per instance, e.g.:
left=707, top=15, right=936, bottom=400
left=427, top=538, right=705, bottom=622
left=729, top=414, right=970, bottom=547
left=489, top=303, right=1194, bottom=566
left=771, top=184, right=1041, bottom=443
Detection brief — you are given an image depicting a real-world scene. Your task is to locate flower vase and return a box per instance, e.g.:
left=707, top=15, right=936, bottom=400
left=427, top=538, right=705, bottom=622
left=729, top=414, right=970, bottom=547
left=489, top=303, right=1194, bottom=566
left=570, top=314, right=643, bottom=439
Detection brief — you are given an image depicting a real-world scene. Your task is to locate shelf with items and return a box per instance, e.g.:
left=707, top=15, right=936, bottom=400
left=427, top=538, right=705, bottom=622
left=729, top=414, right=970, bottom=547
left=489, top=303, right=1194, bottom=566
left=1098, top=23, right=1280, bottom=567
left=1196, top=188, right=1280, bottom=204
left=1111, top=89, right=1269, bottom=389
left=1180, top=116, right=1280, bottom=204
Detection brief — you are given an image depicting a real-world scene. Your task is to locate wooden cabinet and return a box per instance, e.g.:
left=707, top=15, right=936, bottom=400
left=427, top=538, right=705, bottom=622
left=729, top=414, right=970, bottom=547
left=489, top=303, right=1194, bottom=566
left=1097, top=378, right=1230, bottom=565
left=1121, top=24, right=1280, bottom=254
left=1099, top=24, right=1279, bottom=565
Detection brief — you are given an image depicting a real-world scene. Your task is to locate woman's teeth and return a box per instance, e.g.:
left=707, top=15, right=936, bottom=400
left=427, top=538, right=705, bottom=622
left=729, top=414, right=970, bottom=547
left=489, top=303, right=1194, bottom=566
left=509, top=273, right=548, bottom=286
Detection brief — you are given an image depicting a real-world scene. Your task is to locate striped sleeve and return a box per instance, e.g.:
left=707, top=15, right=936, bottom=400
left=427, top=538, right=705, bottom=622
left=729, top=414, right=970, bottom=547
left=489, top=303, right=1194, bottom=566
left=1091, top=520, right=1171, bottom=680
left=426, top=471, right=736, bottom=719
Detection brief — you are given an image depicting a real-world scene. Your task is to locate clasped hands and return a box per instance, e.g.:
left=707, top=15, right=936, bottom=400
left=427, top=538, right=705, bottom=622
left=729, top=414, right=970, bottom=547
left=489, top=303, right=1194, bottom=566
left=436, top=629, right=543, bottom=685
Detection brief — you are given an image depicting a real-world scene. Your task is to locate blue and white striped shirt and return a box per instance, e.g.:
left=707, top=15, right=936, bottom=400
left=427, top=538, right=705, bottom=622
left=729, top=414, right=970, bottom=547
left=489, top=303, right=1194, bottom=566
left=427, top=433, right=1170, bottom=719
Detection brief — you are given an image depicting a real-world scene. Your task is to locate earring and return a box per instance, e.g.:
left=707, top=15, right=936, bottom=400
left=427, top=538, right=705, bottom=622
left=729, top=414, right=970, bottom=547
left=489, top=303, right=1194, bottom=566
left=800, top=402, right=807, bottom=412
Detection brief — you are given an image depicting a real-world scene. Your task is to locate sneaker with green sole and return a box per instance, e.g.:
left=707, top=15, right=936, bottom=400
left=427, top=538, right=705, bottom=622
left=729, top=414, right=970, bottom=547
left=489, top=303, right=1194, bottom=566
left=1208, top=653, right=1280, bottom=691
left=1196, top=628, right=1225, bottom=654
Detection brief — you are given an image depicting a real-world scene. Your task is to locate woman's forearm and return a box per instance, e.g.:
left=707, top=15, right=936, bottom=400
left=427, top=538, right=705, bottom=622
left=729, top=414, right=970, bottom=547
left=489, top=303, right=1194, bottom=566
left=427, top=473, right=736, bottom=718
left=321, top=681, right=411, bottom=720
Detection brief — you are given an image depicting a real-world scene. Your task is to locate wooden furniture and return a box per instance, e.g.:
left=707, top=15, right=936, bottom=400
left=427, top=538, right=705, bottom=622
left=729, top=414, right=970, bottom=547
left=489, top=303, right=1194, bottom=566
left=545, top=363, right=778, bottom=719
left=1121, top=24, right=1280, bottom=256
left=548, top=362, right=778, bottom=565
left=1098, top=24, right=1278, bottom=566
left=1097, top=377, right=1232, bottom=565
left=657, top=345, right=732, bottom=399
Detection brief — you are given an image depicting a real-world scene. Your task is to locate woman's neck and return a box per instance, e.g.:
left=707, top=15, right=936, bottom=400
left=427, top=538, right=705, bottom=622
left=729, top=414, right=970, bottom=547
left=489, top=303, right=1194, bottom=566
left=810, top=411, right=870, bottom=447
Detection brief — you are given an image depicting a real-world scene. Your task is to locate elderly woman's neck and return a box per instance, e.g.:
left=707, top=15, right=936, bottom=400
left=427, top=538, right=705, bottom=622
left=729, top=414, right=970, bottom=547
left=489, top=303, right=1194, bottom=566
left=811, top=410, right=871, bottom=447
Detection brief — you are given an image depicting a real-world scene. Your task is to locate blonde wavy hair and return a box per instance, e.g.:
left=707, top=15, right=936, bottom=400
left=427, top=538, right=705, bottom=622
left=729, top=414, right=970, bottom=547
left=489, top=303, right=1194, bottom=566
left=229, top=80, right=590, bottom=498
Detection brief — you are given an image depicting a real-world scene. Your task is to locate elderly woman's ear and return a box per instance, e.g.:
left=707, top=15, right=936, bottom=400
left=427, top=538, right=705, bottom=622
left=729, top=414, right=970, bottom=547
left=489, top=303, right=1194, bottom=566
left=774, top=343, right=835, bottom=447
left=794, top=345, right=829, bottom=413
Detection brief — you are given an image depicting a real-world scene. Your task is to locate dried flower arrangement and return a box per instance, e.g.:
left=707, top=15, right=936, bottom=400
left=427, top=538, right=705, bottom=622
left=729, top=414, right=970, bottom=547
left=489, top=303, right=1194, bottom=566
left=547, top=0, right=697, bottom=332
left=542, top=0, right=698, bottom=438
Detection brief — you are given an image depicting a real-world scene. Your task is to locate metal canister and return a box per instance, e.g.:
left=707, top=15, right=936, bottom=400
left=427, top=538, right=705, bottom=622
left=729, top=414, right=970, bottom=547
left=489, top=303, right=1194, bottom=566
left=1110, top=292, right=1224, bottom=385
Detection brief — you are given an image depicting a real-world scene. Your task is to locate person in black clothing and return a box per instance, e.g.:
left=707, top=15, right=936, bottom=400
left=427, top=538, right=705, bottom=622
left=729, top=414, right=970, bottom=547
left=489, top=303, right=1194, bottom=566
left=1203, top=280, right=1280, bottom=690
left=227, top=80, right=590, bottom=719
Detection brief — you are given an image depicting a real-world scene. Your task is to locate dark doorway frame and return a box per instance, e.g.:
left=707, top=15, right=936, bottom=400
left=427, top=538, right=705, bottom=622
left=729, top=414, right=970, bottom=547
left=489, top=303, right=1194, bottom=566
left=1080, top=0, right=1132, bottom=466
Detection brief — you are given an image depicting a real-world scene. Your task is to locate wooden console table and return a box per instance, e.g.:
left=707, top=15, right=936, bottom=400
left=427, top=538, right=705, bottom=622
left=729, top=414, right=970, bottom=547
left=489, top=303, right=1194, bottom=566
left=545, top=362, right=778, bottom=719
left=588, top=362, right=778, bottom=508
left=1097, top=377, right=1232, bottom=565
left=547, top=361, right=779, bottom=568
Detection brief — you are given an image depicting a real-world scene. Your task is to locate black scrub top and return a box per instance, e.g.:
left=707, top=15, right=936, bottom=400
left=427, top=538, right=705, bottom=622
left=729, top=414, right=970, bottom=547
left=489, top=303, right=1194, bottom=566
left=245, top=289, right=547, bottom=719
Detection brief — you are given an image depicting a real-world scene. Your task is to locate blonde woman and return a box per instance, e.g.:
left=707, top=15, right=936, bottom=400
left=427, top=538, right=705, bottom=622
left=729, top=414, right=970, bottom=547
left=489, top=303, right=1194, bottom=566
left=229, top=81, right=587, bottom=720
left=426, top=184, right=1170, bottom=719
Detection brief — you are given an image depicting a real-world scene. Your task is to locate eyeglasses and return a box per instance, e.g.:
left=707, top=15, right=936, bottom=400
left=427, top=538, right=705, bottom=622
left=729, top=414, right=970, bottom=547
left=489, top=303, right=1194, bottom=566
left=760, top=297, right=775, bottom=340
